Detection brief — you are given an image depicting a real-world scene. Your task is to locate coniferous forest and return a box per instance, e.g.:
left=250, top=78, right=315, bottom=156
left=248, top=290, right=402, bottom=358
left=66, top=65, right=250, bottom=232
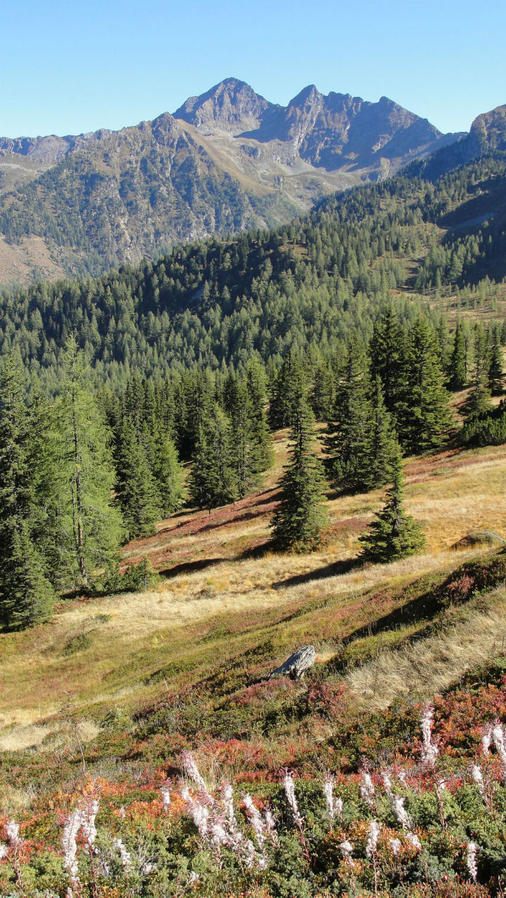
left=0, top=153, right=505, bottom=629
left=0, top=129, right=505, bottom=898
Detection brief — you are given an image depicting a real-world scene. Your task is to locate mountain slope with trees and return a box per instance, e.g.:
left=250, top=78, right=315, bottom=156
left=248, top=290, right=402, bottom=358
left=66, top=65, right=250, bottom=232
left=0, top=150, right=505, bottom=388
left=0, top=79, right=465, bottom=286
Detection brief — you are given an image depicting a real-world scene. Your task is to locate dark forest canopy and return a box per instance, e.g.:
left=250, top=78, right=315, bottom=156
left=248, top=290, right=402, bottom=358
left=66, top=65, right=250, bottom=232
left=0, top=154, right=505, bottom=390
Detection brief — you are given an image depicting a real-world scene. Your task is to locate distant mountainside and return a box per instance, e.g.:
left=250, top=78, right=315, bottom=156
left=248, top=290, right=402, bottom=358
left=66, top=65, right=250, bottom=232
left=2, top=149, right=505, bottom=386
left=407, top=103, right=506, bottom=181
left=0, top=80, right=503, bottom=287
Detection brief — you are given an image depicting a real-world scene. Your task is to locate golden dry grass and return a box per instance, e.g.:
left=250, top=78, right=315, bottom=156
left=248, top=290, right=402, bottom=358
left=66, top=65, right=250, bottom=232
left=0, top=439, right=504, bottom=751
left=346, top=585, right=506, bottom=711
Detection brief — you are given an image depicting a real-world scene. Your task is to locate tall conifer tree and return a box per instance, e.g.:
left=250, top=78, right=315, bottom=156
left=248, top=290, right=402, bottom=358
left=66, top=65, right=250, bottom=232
left=245, top=359, right=273, bottom=473
left=55, top=338, right=124, bottom=587
left=366, top=376, right=401, bottom=490
left=488, top=329, right=504, bottom=396
left=189, top=406, right=237, bottom=510
left=449, top=321, right=468, bottom=390
left=268, top=352, right=307, bottom=430
left=151, top=428, right=185, bottom=517
left=0, top=355, right=54, bottom=629
left=369, top=308, right=404, bottom=415
left=272, top=393, right=327, bottom=551
left=114, top=422, right=161, bottom=539
left=397, top=317, right=451, bottom=454
left=326, top=341, right=372, bottom=493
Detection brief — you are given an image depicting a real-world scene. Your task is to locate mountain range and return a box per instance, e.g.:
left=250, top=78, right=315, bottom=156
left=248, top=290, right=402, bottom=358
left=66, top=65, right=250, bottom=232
left=0, top=78, right=503, bottom=286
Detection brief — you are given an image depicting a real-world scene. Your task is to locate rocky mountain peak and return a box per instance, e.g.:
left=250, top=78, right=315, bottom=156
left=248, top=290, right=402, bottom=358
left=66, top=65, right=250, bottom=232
left=174, top=78, right=273, bottom=134
left=288, top=84, right=323, bottom=108
left=469, top=104, right=506, bottom=153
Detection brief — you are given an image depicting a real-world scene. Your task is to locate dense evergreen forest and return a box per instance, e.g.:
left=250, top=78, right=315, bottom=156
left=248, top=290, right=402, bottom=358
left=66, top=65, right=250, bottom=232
left=0, top=154, right=505, bottom=388
left=0, top=152, right=505, bottom=632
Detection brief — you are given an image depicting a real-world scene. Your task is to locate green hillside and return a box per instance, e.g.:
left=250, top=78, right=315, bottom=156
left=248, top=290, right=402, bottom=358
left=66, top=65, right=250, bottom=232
left=0, top=153, right=505, bottom=387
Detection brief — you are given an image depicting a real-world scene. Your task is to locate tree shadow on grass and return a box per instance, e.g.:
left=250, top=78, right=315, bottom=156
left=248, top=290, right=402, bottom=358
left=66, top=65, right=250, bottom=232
left=158, top=557, right=225, bottom=578
left=271, top=557, right=360, bottom=591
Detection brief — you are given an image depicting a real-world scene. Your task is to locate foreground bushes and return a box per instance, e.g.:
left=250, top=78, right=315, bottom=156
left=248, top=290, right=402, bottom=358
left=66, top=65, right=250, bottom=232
left=1, top=710, right=505, bottom=897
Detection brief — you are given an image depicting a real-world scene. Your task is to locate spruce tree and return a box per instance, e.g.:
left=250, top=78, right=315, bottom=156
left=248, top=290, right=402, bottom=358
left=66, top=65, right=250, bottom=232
left=369, top=308, right=404, bottom=415
left=188, top=424, right=210, bottom=510
left=461, top=381, right=493, bottom=420
left=225, top=371, right=270, bottom=498
left=366, top=376, right=401, bottom=491
left=398, top=317, right=452, bottom=454
left=268, top=352, right=307, bottom=430
left=488, top=330, right=504, bottom=395
left=26, top=381, right=68, bottom=590
left=271, top=394, right=327, bottom=552
left=310, top=358, right=334, bottom=420
left=325, top=341, right=373, bottom=493
left=449, top=321, right=468, bottom=390
left=245, top=359, right=273, bottom=473
left=114, top=422, right=161, bottom=539
left=0, top=355, right=54, bottom=630
left=359, top=452, right=425, bottom=563
left=189, top=406, right=237, bottom=510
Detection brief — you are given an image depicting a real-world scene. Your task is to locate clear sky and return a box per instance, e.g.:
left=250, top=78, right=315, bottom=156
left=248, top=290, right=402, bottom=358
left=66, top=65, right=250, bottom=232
left=2, top=0, right=505, bottom=139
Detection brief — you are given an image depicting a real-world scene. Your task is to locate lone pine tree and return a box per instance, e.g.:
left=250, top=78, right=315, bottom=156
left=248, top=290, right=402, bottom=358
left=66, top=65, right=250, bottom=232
left=271, top=393, right=327, bottom=552
left=359, top=451, right=425, bottom=564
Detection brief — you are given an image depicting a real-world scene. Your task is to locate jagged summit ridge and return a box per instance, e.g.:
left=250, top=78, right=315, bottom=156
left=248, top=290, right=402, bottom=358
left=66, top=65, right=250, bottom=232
left=174, top=78, right=450, bottom=172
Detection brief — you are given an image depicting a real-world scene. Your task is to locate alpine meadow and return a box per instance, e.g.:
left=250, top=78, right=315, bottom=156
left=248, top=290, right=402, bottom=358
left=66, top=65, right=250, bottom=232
left=0, top=61, right=505, bottom=898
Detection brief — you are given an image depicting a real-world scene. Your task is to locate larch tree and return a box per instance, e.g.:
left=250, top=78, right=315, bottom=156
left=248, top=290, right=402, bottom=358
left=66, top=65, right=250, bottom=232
left=55, top=338, right=124, bottom=587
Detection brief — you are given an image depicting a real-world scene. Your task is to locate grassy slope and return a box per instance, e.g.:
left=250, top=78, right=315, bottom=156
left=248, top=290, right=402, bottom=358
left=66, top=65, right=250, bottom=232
left=0, top=435, right=504, bottom=765
left=0, top=428, right=505, bottom=898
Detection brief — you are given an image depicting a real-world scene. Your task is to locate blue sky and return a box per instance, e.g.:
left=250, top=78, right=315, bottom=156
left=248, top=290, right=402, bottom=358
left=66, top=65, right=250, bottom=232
left=2, top=0, right=505, bottom=138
